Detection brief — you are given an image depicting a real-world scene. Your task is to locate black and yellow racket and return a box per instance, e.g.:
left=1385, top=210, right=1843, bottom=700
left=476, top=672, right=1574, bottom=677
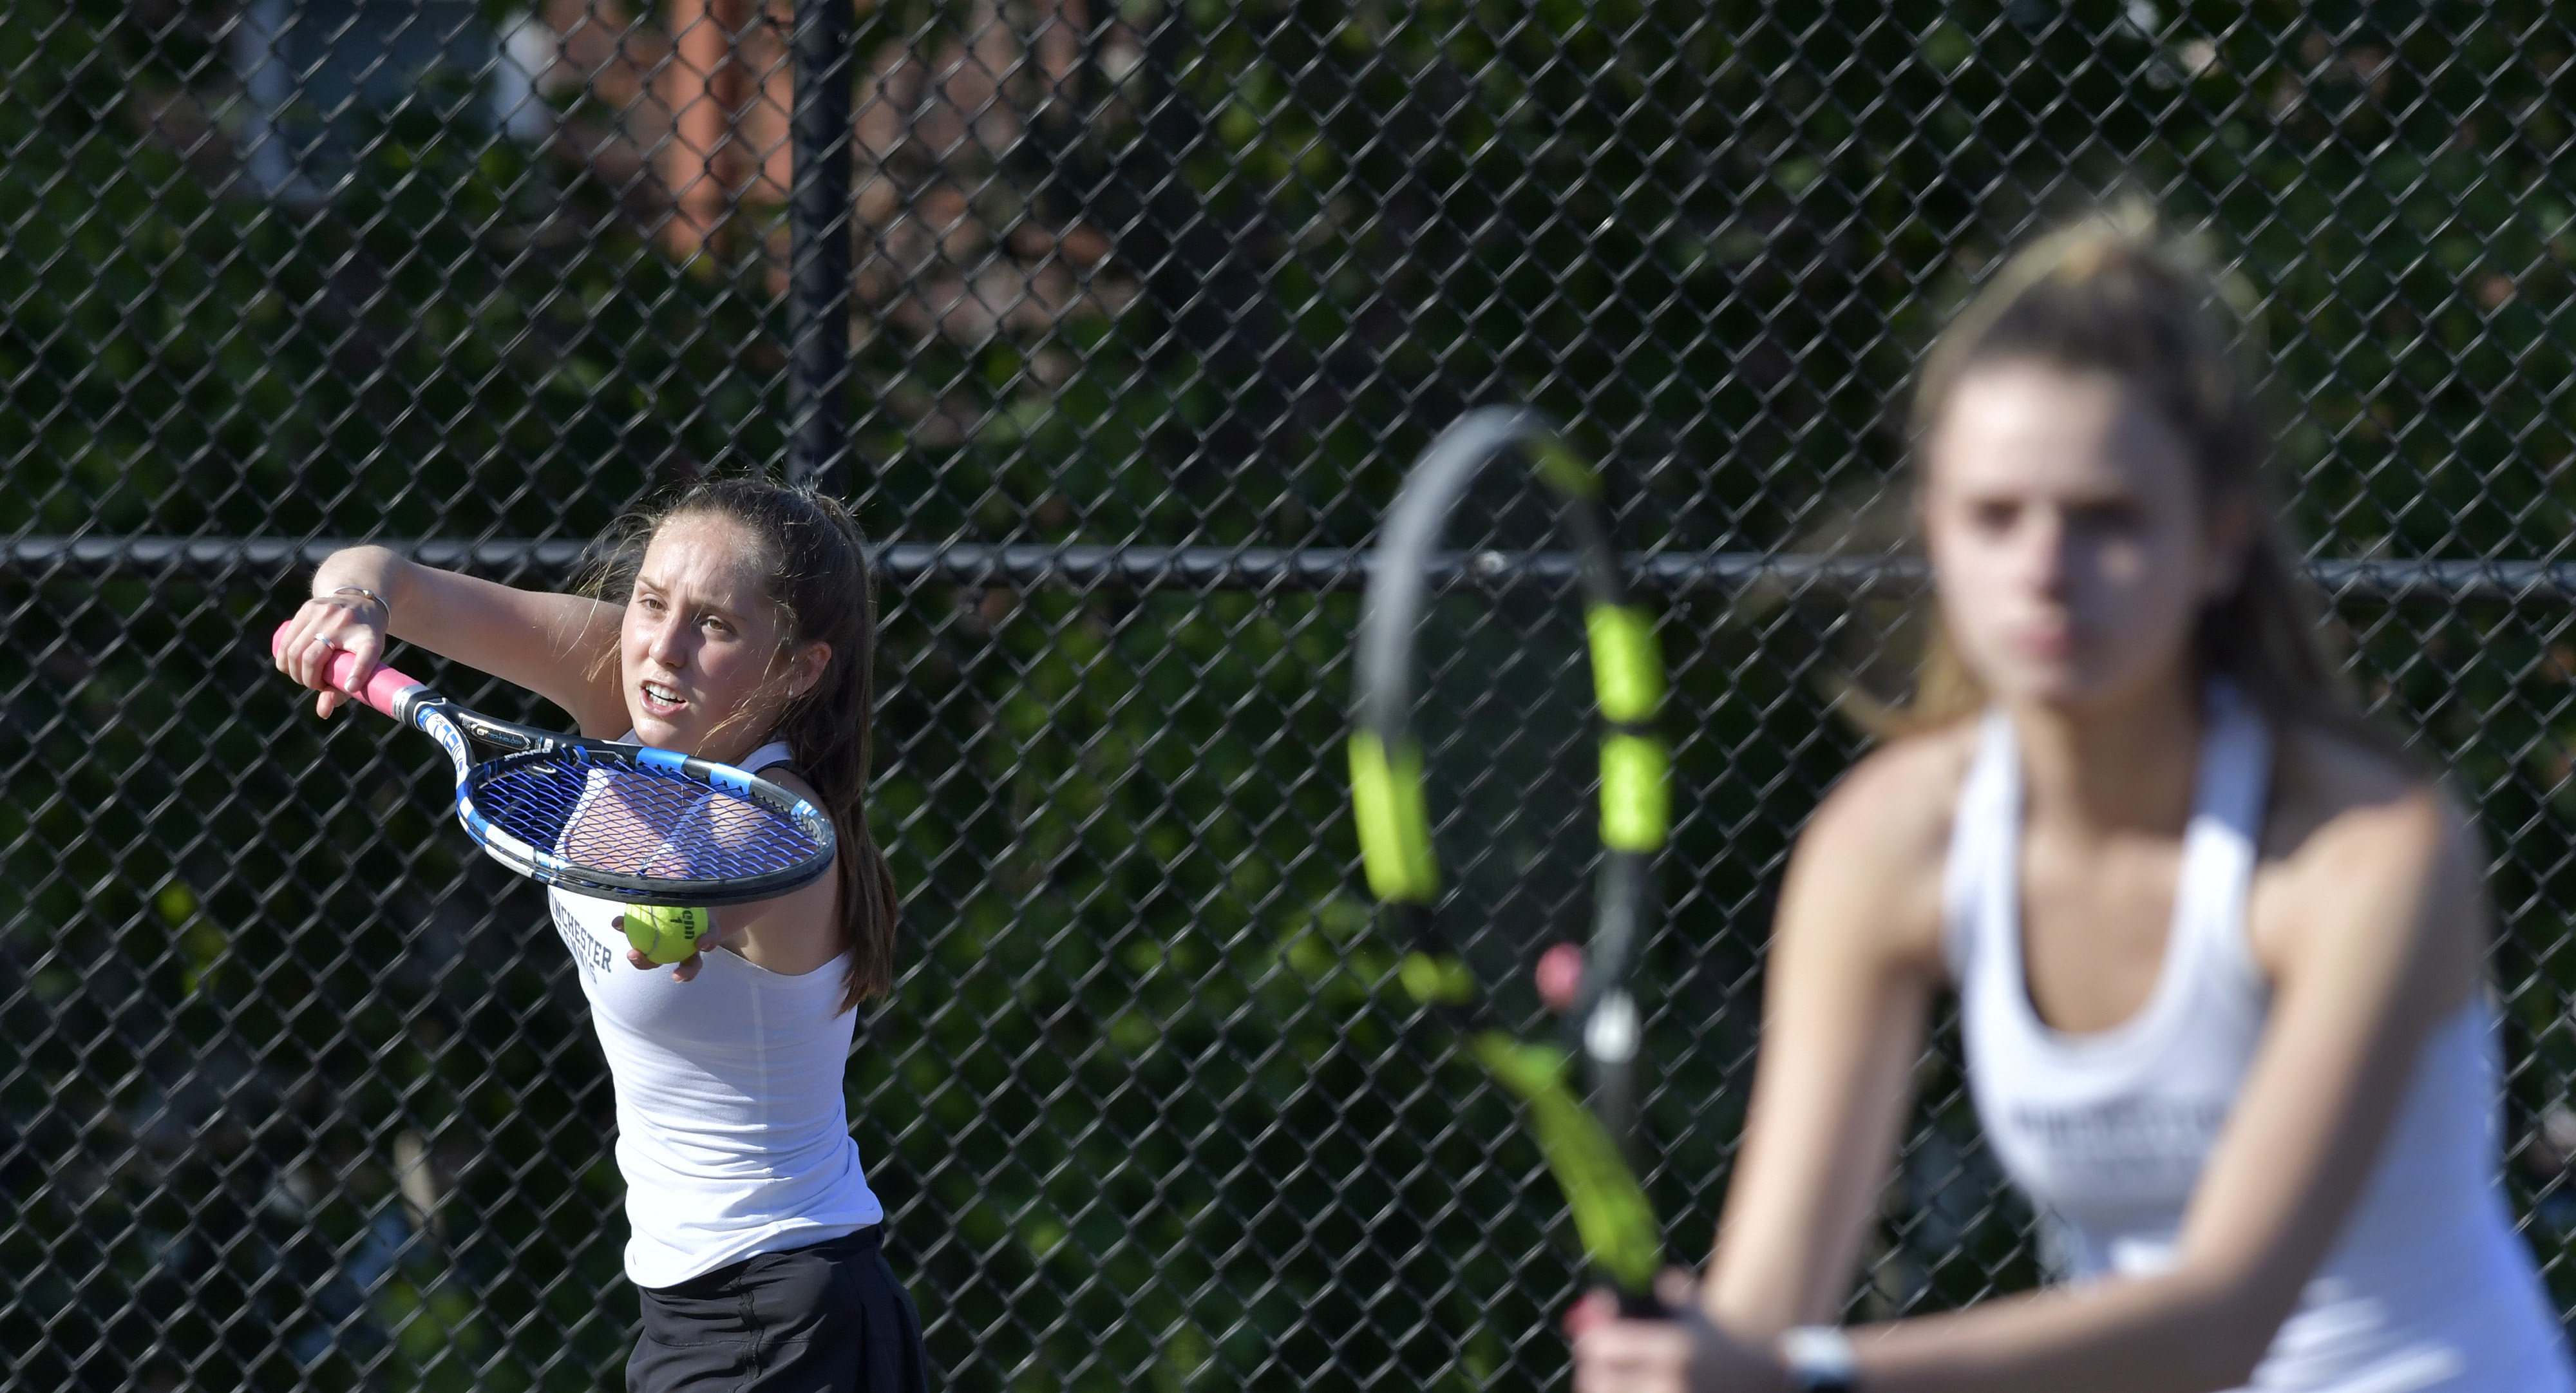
left=1348, top=407, right=1671, bottom=1313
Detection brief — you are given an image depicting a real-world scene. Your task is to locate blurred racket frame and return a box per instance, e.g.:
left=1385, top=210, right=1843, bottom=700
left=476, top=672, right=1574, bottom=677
left=1349, top=406, right=1671, bottom=1310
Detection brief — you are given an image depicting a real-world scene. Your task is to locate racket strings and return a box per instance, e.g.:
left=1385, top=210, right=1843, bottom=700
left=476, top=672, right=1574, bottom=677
left=475, top=757, right=826, bottom=882
left=1426, top=598, right=1595, bottom=873
left=1414, top=581, right=1601, bottom=994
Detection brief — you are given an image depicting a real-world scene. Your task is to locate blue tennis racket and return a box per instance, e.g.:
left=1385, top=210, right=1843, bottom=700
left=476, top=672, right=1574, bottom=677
left=272, top=621, right=836, bottom=907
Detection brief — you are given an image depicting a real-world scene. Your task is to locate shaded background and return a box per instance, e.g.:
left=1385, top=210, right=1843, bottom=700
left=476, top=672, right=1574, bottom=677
left=9, top=0, right=2576, bottom=1388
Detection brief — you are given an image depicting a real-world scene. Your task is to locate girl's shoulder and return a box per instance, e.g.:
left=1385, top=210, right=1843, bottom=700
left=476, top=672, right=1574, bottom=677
left=759, top=763, right=825, bottom=808
left=2249, top=717, right=2482, bottom=991
left=1781, top=719, right=1985, bottom=972
left=2264, top=719, right=2459, bottom=875
left=1807, top=717, right=1984, bottom=855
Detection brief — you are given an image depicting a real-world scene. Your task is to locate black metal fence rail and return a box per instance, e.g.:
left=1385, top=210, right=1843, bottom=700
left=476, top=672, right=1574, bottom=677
left=21, top=538, right=2576, bottom=605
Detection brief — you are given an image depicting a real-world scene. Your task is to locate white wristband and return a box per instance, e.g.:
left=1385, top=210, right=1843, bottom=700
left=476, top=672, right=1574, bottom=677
left=1778, top=1325, right=1858, bottom=1392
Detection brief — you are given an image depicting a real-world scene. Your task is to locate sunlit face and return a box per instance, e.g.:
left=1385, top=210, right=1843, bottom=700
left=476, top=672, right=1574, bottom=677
left=620, top=513, right=825, bottom=764
left=1923, top=362, right=2242, bottom=713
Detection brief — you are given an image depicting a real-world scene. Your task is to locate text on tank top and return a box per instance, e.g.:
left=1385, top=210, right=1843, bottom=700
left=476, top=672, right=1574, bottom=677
left=545, top=735, right=884, bottom=1289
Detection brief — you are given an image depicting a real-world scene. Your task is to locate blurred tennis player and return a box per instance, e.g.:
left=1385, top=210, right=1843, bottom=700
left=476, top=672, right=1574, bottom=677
left=275, top=477, right=928, bottom=1393
left=1569, top=213, right=2574, bottom=1391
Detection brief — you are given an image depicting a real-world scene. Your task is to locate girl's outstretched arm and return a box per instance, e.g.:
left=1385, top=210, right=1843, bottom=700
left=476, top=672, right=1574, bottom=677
left=274, top=545, right=626, bottom=735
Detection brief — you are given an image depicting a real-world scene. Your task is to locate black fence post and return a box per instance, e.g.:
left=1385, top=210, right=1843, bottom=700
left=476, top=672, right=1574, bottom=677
left=786, top=0, right=855, bottom=495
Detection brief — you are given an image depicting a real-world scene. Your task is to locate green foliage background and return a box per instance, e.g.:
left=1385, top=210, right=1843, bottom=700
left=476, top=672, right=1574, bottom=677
left=6, top=1, right=2576, bottom=1389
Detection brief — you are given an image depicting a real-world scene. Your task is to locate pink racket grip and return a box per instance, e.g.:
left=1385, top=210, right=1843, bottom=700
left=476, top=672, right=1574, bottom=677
left=270, top=618, right=426, bottom=720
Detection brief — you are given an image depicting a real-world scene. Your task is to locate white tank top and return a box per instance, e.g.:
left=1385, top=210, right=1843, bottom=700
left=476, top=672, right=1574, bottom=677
left=545, top=737, right=886, bottom=1289
left=1944, top=683, right=2571, bottom=1392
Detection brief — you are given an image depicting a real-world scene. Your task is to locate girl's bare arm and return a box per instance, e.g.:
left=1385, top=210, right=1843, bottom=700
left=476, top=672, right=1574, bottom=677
left=1705, top=737, right=1958, bottom=1332
left=274, top=545, right=627, bottom=736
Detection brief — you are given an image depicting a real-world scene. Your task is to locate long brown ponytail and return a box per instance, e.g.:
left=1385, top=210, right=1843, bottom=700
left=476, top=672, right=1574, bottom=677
left=588, top=477, right=902, bottom=1012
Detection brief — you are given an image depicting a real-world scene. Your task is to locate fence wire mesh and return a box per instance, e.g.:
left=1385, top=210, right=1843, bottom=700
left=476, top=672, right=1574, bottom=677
left=7, top=1, right=2576, bottom=1388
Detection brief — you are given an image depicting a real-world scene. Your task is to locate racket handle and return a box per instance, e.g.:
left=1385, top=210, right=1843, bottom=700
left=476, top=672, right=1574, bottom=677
left=270, top=619, right=426, bottom=721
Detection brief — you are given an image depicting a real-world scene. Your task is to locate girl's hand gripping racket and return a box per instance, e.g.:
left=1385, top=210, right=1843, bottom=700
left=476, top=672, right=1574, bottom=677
left=270, top=621, right=835, bottom=908
left=1349, top=408, right=1671, bottom=1316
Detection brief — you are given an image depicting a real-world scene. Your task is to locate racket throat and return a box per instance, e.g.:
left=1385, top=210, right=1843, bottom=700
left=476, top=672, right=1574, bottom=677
left=1582, top=989, right=1640, bottom=1067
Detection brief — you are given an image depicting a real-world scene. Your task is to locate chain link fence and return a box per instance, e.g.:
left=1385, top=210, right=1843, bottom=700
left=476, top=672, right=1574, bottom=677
left=8, top=0, right=2576, bottom=1387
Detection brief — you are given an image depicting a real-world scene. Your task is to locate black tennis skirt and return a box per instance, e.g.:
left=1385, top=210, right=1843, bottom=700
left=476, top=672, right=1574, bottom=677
left=628, top=1227, right=929, bottom=1393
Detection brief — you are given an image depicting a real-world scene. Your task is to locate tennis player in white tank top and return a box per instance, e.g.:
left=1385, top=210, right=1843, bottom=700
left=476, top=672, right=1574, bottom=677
left=547, top=735, right=888, bottom=1285
left=283, top=479, right=928, bottom=1393
left=1570, top=211, right=2573, bottom=1393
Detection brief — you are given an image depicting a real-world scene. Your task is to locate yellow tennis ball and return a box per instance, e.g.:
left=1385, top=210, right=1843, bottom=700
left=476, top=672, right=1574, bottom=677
left=620, top=904, right=710, bottom=965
